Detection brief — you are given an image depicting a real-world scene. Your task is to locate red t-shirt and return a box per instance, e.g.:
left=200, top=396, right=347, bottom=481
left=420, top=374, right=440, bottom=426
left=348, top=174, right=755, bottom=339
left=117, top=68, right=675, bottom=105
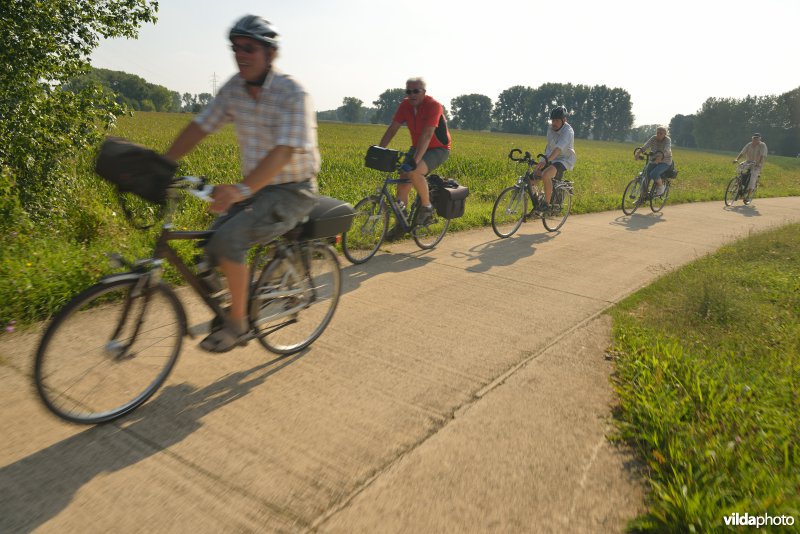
left=392, top=95, right=451, bottom=150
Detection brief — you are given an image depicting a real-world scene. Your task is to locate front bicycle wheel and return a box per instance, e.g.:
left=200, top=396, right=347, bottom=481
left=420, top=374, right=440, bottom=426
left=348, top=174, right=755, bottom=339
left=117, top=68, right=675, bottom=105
left=542, top=187, right=572, bottom=232
left=252, top=242, right=341, bottom=354
left=650, top=180, right=670, bottom=212
left=491, top=185, right=526, bottom=238
left=341, top=195, right=388, bottom=264
left=724, top=177, right=740, bottom=206
left=743, top=184, right=757, bottom=205
left=34, top=278, right=184, bottom=424
left=621, top=178, right=642, bottom=215
left=412, top=210, right=450, bottom=249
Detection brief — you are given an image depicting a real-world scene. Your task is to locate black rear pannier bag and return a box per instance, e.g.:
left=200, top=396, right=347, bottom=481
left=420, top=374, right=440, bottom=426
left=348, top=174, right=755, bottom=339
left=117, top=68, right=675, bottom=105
left=663, top=162, right=678, bottom=179
left=300, top=196, right=356, bottom=239
left=95, top=137, right=178, bottom=205
left=428, top=174, right=469, bottom=219
left=364, top=145, right=400, bottom=172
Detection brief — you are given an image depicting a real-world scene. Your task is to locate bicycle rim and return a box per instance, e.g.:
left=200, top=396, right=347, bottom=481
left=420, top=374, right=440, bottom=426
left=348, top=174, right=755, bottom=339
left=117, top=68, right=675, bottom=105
left=621, top=178, right=641, bottom=215
left=542, top=188, right=572, bottom=231
left=724, top=177, right=740, bottom=207
left=341, top=196, right=388, bottom=264
left=412, top=212, right=450, bottom=249
left=34, top=279, right=184, bottom=424
left=253, top=242, right=341, bottom=354
left=491, top=185, right=526, bottom=238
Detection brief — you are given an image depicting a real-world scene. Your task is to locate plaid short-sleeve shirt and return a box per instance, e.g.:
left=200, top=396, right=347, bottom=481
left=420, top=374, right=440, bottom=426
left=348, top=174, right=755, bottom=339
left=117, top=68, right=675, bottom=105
left=194, top=68, right=320, bottom=187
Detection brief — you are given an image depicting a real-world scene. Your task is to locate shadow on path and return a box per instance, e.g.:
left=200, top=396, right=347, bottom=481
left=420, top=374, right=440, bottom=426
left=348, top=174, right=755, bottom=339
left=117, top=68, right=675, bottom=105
left=452, top=231, right=555, bottom=274
left=609, top=212, right=665, bottom=231
left=0, top=352, right=305, bottom=534
left=724, top=204, right=762, bottom=217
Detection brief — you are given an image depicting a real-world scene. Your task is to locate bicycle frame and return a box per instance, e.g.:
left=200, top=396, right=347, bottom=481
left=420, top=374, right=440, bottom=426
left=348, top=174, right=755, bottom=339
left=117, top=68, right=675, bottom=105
left=373, top=174, right=421, bottom=232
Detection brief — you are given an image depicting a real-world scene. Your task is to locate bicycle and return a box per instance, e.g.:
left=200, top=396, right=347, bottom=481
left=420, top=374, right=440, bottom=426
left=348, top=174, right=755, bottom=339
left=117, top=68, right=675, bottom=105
left=34, top=176, right=354, bottom=424
left=621, top=148, right=675, bottom=215
left=341, top=149, right=450, bottom=264
left=724, top=161, right=757, bottom=206
left=491, top=149, right=574, bottom=238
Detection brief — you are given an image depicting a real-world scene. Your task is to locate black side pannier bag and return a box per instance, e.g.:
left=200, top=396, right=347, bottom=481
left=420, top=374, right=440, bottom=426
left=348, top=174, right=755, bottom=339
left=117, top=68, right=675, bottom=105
left=300, top=196, right=356, bottom=239
left=428, top=174, right=469, bottom=219
left=364, top=145, right=400, bottom=172
left=95, top=137, right=178, bottom=205
left=663, top=162, right=678, bottom=179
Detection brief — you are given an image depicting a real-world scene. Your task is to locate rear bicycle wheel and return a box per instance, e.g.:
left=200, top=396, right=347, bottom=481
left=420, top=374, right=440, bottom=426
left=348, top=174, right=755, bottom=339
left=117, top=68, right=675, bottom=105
left=34, top=278, right=184, bottom=424
left=650, top=180, right=670, bottom=212
left=341, top=195, right=388, bottom=264
left=491, top=185, right=526, bottom=238
left=724, top=177, right=740, bottom=206
left=252, top=242, right=341, bottom=354
left=621, top=178, right=642, bottom=215
left=542, top=187, right=572, bottom=232
left=412, top=208, right=450, bottom=249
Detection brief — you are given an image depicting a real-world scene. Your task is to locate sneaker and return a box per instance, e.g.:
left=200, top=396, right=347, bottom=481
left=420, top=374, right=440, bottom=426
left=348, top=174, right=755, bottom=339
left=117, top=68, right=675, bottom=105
left=655, top=183, right=666, bottom=196
left=384, top=224, right=405, bottom=242
left=531, top=202, right=549, bottom=217
left=415, top=204, right=434, bottom=225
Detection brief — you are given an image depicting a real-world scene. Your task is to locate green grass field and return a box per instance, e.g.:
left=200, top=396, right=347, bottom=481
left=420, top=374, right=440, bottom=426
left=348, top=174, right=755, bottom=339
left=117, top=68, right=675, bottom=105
left=611, top=223, right=800, bottom=532
left=2, top=112, right=799, bottom=327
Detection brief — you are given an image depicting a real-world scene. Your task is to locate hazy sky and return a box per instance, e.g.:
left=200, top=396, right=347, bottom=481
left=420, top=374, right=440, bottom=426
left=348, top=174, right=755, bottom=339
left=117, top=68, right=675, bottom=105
left=90, top=0, right=800, bottom=126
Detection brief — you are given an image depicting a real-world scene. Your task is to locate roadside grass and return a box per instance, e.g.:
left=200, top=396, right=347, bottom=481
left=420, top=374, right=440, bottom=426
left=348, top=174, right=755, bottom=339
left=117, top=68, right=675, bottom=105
left=2, top=113, right=799, bottom=329
left=610, top=223, right=800, bottom=532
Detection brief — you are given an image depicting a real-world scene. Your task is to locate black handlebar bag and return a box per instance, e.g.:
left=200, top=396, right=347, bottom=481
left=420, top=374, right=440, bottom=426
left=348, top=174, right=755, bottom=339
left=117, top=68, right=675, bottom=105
left=95, top=137, right=178, bottom=205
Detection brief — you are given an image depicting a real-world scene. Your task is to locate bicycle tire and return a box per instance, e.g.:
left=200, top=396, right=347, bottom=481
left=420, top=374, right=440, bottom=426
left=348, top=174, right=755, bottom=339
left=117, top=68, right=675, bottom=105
left=621, top=178, right=642, bottom=216
left=743, top=184, right=757, bottom=205
left=491, top=185, right=526, bottom=238
left=542, top=187, right=572, bottom=232
left=650, top=180, right=670, bottom=212
left=34, top=277, right=184, bottom=424
left=411, top=212, right=450, bottom=250
left=341, top=195, right=388, bottom=264
left=724, top=177, right=740, bottom=207
left=252, top=242, right=341, bottom=354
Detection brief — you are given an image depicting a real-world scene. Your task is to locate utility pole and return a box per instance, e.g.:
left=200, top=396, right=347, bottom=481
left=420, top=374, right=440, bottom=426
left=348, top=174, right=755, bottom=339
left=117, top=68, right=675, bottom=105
left=210, top=72, right=219, bottom=96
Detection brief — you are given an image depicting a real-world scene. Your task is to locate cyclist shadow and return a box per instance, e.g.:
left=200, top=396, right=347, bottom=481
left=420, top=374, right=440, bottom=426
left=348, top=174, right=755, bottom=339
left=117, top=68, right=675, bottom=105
left=455, top=232, right=556, bottom=273
left=724, top=205, right=761, bottom=217
left=610, top=213, right=665, bottom=231
left=0, top=352, right=305, bottom=534
left=340, top=247, right=437, bottom=295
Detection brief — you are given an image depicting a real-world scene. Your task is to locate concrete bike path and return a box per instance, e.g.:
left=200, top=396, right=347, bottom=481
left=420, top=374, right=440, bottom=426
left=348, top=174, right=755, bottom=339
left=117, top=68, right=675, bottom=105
left=1, top=197, right=798, bottom=533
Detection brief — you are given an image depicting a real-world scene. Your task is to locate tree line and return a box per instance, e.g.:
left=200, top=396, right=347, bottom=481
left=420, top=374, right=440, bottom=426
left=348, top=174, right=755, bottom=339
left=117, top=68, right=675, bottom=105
left=669, top=88, right=800, bottom=156
left=65, top=68, right=213, bottom=113
left=321, top=83, right=636, bottom=142
left=324, top=84, right=800, bottom=155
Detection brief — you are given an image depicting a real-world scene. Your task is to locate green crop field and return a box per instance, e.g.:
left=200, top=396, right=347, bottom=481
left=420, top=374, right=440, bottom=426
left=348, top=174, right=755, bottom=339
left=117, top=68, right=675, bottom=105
left=2, top=112, right=799, bottom=327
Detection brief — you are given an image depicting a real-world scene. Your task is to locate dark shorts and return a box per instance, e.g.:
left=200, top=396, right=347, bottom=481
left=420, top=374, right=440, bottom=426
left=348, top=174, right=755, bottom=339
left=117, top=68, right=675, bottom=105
left=403, top=147, right=450, bottom=173
left=546, top=162, right=567, bottom=180
left=205, top=181, right=317, bottom=264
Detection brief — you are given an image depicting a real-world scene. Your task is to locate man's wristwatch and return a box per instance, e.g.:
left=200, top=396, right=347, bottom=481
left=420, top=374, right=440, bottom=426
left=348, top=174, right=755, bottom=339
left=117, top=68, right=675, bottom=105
left=235, top=183, right=253, bottom=199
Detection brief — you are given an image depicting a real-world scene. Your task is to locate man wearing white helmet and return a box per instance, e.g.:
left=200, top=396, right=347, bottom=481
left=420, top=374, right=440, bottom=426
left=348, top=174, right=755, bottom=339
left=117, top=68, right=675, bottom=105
left=165, top=15, right=320, bottom=352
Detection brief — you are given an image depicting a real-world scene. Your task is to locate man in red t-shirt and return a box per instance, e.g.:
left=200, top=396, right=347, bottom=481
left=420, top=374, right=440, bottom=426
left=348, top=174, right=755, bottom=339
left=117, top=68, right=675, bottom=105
left=378, top=77, right=451, bottom=228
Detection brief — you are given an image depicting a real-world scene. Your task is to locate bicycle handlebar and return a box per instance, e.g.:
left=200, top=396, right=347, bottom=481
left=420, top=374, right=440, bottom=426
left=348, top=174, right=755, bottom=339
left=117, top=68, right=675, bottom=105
left=508, top=149, right=549, bottom=166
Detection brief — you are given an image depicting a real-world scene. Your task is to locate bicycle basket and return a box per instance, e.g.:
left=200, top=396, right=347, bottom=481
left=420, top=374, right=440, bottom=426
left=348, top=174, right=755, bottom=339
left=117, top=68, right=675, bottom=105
left=364, top=145, right=400, bottom=172
left=95, top=137, right=178, bottom=205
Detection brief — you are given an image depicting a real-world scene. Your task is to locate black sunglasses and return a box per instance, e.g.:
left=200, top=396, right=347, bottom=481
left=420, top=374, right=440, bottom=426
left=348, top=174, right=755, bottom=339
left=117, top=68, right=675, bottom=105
left=231, top=43, right=259, bottom=54
left=405, top=88, right=423, bottom=95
